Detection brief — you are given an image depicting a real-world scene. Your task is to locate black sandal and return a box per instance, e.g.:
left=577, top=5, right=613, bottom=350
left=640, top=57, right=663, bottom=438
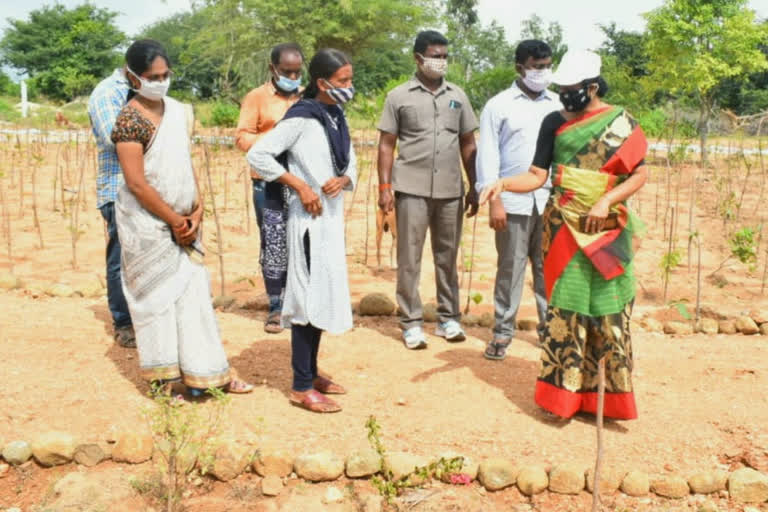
left=483, top=340, right=511, bottom=361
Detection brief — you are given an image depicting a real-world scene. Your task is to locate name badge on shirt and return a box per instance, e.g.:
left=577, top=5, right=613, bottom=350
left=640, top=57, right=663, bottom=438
left=449, top=100, right=461, bottom=109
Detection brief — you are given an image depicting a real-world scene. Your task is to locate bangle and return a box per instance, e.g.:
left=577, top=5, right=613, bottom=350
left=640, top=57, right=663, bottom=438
left=378, top=183, right=392, bottom=191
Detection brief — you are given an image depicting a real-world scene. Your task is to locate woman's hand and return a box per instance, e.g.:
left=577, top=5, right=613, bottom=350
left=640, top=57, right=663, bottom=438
left=479, top=179, right=505, bottom=205
left=322, top=176, right=350, bottom=198
left=298, top=183, right=323, bottom=217
left=171, top=215, right=194, bottom=246
left=585, top=196, right=610, bottom=234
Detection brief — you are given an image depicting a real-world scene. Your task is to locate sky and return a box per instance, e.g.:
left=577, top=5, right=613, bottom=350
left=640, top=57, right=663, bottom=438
left=1, top=0, right=767, bottom=62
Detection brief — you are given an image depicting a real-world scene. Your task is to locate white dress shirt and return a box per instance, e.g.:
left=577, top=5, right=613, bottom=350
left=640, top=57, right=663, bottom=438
left=475, top=81, right=562, bottom=216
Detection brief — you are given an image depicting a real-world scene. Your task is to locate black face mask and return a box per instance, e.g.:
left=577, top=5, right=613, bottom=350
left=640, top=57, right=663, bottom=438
left=559, top=87, right=591, bottom=112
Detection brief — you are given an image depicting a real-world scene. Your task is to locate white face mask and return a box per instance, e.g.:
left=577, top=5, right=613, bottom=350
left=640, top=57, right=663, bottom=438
left=417, top=53, right=448, bottom=79
left=521, top=68, right=552, bottom=93
left=128, top=68, right=170, bottom=101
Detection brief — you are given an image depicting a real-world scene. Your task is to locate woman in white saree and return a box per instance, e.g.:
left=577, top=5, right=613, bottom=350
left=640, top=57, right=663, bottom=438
left=113, top=40, right=252, bottom=396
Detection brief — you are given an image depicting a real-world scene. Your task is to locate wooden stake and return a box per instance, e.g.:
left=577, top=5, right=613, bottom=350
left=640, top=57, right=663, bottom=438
left=203, top=144, right=226, bottom=297
left=463, top=213, right=479, bottom=315
left=591, top=356, right=607, bottom=512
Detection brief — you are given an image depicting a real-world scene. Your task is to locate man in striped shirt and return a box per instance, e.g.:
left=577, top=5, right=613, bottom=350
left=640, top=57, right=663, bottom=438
left=88, top=65, right=134, bottom=347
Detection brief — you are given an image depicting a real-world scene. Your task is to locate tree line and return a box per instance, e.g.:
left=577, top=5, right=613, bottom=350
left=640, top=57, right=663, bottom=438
left=0, top=0, right=767, bottom=141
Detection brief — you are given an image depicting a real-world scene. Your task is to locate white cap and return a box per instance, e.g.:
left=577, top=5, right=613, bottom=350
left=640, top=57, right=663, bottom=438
left=551, top=50, right=602, bottom=86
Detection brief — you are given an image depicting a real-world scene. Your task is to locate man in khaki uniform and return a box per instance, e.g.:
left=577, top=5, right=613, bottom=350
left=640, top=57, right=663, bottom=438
left=377, top=30, right=479, bottom=350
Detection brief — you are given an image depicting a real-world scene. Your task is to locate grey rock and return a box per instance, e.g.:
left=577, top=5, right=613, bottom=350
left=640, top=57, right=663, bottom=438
left=385, top=452, right=430, bottom=482
left=516, top=465, right=548, bottom=495
left=212, top=295, right=236, bottom=310
left=516, top=318, right=539, bottom=331
left=345, top=448, right=381, bottom=478
left=210, top=441, right=251, bottom=481
left=0, top=272, right=20, bottom=290
left=73, top=443, right=105, bottom=467
left=688, top=470, right=728, bottom=494
left=478, top=458, right=517, bottom=491
left=641, top=317, right=663, bottom=333
left=719, top=320, right=738, bottom=334
left=31, top=431, right=76, bottom=467
left=697, top=318, right=719, bottom=335
left=728, top=467, right=768, bottom=503
left=651, top=474, right=690, bottom=498
left=423, top=303, right=438, bottom=323
left=3, top=440, right=32, bottom=465
left=46, top=283, right=75, bottom=298
left=294, top=452, right=344, bottom=482
left=358, top=293, right=396, bottom=316
left=253, top=447, right=293, bottom=477
left=664, top=321, right=694, bottom=335
left=586, top=466, right=625, bottom=493
left=112, top=431, right=153, bottom=464
left=736, top=316, right=759, bottom=335
left=549, top=463, right=585, bottom=494
left=478, top=312, right=494, bottom=328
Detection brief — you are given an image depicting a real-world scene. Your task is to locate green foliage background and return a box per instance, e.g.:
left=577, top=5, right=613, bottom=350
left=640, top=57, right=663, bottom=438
left=0, top=0, right=766, bottom=136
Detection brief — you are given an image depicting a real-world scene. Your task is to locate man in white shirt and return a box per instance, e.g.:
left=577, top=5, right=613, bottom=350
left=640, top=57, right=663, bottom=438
left=475, top=40, right=562, bottom=360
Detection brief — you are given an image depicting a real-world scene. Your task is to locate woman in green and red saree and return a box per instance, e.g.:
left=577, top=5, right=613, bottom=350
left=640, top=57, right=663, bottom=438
left=480, top=50, right=648, bottom=421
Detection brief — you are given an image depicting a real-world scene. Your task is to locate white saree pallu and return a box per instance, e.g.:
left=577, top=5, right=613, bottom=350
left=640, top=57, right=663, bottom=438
left=115, top=97, right=231, bottom=388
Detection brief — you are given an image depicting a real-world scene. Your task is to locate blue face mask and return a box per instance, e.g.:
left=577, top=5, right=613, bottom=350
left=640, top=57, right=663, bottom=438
left=275, top=74, right=301, bottom=93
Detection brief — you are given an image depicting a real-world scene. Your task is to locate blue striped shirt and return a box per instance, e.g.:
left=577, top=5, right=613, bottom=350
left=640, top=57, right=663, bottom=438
left=88, top=69, right=130, bottom=208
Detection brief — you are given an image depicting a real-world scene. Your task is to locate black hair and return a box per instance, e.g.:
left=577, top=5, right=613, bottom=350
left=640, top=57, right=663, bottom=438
left=413, top=30, right=449, bottom=55
left=515, top=40, right=552, bottom=64
left=303, top=48, right=351, bottom=99
left=124, top=39, right=170, bottom=100
left=582, top=75, right=609, bottom=98
left=270, top=43, right=304, bottom=66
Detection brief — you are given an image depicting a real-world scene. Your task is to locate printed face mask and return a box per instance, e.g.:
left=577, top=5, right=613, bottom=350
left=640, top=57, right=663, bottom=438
left=521, top=68, right=552, bottom=93
left=128, top=68, right=170, bottom=101
left=559, top=86, right=591, bottom=112
left=322, top=79, right=355, bottom=105
left=274, top=74, right=301, bottom=93
left=417, top=53, right=448, bottom=79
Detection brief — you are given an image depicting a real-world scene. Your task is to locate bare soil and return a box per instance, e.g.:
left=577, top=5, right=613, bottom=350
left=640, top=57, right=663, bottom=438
left=1, top=135, right=768, bottom=511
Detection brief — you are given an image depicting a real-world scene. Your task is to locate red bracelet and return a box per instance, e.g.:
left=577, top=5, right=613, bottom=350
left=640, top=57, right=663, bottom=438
left=379, top=183, right=392, bottom=191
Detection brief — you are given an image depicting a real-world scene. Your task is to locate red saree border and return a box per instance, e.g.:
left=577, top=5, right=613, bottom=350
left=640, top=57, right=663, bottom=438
left=535, top=380, right=638, bottom=420
left=544, top=225, right=579, bottom=300
left=601, top=124, right=648, bottom=175
left=555, top=105, right=615, bottom=136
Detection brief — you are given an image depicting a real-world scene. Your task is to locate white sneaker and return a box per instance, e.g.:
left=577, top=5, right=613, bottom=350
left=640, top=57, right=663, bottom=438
left=403, top=326, right=428, bottom=350
left=435, top=320, right=466, bottom=342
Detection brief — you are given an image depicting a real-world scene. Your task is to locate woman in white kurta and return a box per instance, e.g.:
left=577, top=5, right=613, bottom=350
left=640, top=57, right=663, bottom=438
left=113, top=39, right=252, bottom=396
left=248, top=48, right=357, bottom=413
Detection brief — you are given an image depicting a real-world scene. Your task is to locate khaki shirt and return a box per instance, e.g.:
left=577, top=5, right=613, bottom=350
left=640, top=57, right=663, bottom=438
left=378, top=76, right=478, bottom=199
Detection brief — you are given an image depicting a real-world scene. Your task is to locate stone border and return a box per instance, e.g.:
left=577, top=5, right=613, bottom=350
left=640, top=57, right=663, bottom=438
left=3, top=278, right=767, bottom=338
left=2, top=431, right=768, bottom=505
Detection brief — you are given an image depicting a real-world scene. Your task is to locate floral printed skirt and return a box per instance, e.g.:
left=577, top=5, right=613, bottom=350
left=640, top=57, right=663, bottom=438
left=534, top=301, right=637, bottom=419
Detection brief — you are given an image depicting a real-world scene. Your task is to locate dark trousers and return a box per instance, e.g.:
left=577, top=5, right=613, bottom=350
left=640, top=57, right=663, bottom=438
left=99, top=202, right=132, bottom=329
left=252, top=179, right=288, bottom=313
left=291, top=231, right=321, bottom=391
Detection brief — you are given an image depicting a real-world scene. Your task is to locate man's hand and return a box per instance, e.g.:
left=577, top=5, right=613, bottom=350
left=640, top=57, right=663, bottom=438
left=465, top=187, right=479, bottom=218
left=378, top=188, right=394, bottom=213
left=298, top=184, right=323, bottom=217
left=321, top=176, right=350, bottom=198
left=489, top=198, right=507, bottom=232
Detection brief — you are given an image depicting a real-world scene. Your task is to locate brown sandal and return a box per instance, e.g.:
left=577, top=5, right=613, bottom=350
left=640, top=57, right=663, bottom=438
left=313, top=375, right=347, bottom=395
left=290, top=389, right=341, bottom=413
left=264, top=311, right=284, bottom=334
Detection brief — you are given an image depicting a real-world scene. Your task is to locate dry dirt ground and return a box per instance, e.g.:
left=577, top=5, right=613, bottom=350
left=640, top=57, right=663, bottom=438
left=1, top=134, right=768, bottom=511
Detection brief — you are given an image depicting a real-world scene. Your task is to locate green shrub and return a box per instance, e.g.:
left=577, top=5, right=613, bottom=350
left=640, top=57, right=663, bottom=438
left=635, top=108, right=667, bottom=138
left=0, top=99, right=20, bottom=122
left=208, top=101, right=239, bottom=128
